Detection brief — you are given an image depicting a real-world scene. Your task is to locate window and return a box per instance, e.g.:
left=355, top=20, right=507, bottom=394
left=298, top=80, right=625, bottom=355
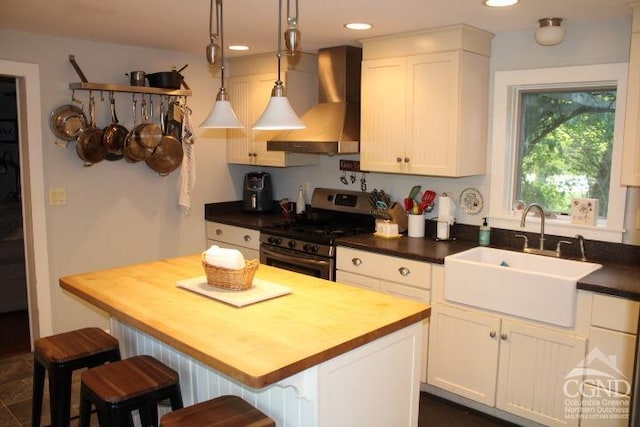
left=516, top=87, right=616, bottom=218
left=489, top=64, right=627, bottom=243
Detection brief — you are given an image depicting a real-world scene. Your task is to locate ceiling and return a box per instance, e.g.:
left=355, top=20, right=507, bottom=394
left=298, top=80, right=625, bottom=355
left=0, top=0, right=634, bottom=58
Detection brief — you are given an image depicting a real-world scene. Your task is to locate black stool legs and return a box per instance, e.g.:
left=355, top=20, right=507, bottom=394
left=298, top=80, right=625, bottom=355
left=79, top=355, right=183, bottom=427
left=31, top=327, right=121, bottom=427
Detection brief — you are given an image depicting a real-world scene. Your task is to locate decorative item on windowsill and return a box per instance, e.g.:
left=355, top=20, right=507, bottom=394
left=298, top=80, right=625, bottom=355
left=571, top=198, right=598, bottom=226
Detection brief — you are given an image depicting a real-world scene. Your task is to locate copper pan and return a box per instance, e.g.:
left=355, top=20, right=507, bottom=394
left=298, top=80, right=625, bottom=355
left=75, top=96, right=105, bottom=166
left=102, top=95, right=127, bottom=161
left=145, top=101, right=183, bottom=176
left=133, top=98, right=162, bottom=150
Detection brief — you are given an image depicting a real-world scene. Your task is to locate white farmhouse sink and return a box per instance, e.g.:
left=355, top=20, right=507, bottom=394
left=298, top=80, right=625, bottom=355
left=444, top=247, right=602, bottom=327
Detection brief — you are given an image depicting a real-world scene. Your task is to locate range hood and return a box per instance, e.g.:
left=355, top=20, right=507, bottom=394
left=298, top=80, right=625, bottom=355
left=267, top=45, right=362, bottom=155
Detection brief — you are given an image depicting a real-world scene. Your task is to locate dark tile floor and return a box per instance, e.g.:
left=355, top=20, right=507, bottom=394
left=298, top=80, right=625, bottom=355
left=0, top=352, right=518, bottom=427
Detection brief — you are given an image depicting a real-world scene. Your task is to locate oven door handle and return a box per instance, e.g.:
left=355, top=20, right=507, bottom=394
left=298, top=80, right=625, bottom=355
left=261, top=246, right=331, bottom=267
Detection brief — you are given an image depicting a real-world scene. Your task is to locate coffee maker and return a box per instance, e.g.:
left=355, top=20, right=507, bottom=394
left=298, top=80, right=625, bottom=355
left=243, top=172, right=273, bottom=212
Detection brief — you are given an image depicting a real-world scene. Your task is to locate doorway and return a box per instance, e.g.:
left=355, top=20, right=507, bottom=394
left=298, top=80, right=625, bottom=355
left=0, top=59, right=54, bottom=351
left=0, top=76, right=30, bottom=356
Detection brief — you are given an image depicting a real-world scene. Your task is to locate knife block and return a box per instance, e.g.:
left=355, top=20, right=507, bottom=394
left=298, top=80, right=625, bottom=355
left=387, top=203, right=408, bottom=233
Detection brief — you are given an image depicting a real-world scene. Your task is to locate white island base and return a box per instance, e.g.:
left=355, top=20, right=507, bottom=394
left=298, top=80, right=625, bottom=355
left=111, top=318, right=423, bottom=427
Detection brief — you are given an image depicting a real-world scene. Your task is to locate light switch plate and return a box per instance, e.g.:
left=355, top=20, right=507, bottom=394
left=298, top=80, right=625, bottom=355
left=49, top=187, right=67, bottom=206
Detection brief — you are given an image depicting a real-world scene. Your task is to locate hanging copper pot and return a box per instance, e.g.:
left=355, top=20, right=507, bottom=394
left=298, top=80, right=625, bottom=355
left=75, top=96, right=106, bottom=166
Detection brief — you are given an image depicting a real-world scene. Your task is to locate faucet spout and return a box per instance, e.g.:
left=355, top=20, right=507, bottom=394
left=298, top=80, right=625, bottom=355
left=520, top=203, right=545, bottom=251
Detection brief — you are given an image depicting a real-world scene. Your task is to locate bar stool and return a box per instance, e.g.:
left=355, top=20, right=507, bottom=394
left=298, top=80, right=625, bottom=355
left=160, top=395, right=275, bottom=427
left=32, top=327, right=121, bottom=427
left=79, top=355, right=183, bottom=427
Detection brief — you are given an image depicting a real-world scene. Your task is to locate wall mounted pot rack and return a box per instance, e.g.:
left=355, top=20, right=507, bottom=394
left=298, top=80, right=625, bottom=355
left=68, top=82, right=191, bottom=97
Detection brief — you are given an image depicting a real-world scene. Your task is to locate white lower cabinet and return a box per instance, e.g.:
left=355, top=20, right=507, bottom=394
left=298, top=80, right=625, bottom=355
left=205, top=221, right=260, bottom=260
left=428, top=303, right=586, bottom=427
left=336, top=247, right=431, bottom=383
left=581, top=293, right=639, bottom=426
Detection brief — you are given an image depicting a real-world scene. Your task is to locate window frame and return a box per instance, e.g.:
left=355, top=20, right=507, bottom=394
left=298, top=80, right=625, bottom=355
left=488, top=63, right=627, bottom=243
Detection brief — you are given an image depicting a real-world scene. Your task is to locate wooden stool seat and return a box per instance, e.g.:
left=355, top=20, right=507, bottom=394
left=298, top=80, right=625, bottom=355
left=160, top=395, right=275, bottom=427
left=79, top=355, right=183, bottom=427
left=32, top=327, right=121, bottom=427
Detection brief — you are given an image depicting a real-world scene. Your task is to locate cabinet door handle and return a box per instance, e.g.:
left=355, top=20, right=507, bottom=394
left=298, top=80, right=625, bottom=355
left=215, top=229, right=223, bottom=236
left=352, top=258, right=363, bottom=266
left=396, top=157, right=403, bottom=163
left=398, top=267, right=410, bottom=276
left=489, top=331, right=497, bottom=338
left=404, top=157, right=410, bottom=163
left=243, top=235, right=251, bottom=242
left=500, top=333, right=508, bottom=341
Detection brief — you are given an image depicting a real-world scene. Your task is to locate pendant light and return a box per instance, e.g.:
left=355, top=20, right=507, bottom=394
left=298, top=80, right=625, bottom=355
left=252, top=0, right=306, bottom=130
left=200, top=0, right=244, bottom=129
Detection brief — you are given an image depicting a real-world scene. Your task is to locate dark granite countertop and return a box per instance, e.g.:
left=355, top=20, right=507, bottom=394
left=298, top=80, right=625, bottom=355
left=204, top=202, right=640, bottom=301
left=205, top=201, right=285, bottom=230
left=335, top=233, right=640, bottom=301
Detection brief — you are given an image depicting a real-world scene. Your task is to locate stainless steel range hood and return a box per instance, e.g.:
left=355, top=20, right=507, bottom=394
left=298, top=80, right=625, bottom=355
left=267, top=45, right=362, bottom=155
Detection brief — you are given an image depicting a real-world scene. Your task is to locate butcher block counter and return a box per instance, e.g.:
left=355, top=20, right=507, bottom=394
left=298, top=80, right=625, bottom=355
left=60, top=254, right=431, bottom=427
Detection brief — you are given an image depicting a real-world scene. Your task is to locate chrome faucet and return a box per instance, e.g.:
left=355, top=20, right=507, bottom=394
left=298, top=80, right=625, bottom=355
left=519, top=203, right=557, bottom=257
left=520, top=203, right=546, bottom=250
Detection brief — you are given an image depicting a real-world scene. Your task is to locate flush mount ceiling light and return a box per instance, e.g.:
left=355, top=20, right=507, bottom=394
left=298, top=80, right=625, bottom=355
left=200, top=0, right=244, bottom=129
left=252, top=0, right=306, bottom=130
left=229, top=45, right=250, bottom=51
left=535, top=17, right=566, bottom=46
left=483, top=0, right=518, bottom=6
left=344, top=22, right=372, bottom=31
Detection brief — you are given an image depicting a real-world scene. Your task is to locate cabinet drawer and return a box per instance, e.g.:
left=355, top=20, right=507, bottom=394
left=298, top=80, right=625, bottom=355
left=205, top=222, right=260, bottom=251
left=381, top=281, right=430, bottom=303
left=336, top=270, right=380, bottom=291
left=591, top=294, right=639, bottom=334
left=337, top=247, right=431, bottom=289
left=587, top=326, right=635, bottom=395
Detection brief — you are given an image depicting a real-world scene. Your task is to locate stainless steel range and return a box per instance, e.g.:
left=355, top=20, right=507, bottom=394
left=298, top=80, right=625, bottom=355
left=260, top=188, right=374, bottom=281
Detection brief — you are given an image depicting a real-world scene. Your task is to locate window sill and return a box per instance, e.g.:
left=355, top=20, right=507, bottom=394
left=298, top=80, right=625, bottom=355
left=488, top=215, right=624, bottom=243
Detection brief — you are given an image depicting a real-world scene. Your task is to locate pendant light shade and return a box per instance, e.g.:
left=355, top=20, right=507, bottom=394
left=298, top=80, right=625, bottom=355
left=251, top=0, right=305, bottom=130
left=200, top=0, right=244, bottom=129
left=252, top=84, right=306, bottom=130
left=200, top=89, right=243, bottom=128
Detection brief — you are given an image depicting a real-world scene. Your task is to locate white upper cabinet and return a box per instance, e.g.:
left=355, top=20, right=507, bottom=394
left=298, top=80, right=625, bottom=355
left=622, top=3, right=640, bottom=186
left=360, top=25, right=493, bottom=177
left=226, top=53, right=319, bottom=167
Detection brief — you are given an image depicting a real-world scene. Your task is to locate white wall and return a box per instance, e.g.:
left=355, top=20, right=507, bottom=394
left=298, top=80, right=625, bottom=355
left=239, top=17, right=640, bottom=245
left=0, top=16, right=637, bottom=334
left=0, top=30, right=244, bottom=333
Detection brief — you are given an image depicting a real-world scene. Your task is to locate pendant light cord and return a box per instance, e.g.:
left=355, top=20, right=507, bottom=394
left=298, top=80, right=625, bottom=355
left=286, top=0, right=299, bottom=26
left=218, top=0, right=226, bottom=88
left=276, top=0, right=283, bottom=86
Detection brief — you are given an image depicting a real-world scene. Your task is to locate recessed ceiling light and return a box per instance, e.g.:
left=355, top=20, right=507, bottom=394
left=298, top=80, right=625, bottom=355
left=229, top=45, right=250, bottom=51
left=483, top=0, right=518, bottom=6
left=344, top=22, right=373, bottom=31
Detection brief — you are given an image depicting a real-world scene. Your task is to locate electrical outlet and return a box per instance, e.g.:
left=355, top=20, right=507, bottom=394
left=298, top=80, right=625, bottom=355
left=49, top=187, right=67, bottom=206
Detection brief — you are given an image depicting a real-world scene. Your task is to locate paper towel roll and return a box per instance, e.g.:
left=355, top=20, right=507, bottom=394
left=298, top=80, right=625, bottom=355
left=437, top=194, right=455, bottom=225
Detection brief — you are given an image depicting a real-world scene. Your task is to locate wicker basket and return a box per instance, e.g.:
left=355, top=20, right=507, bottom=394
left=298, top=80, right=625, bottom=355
left=201, top=253, right=259, bottom=291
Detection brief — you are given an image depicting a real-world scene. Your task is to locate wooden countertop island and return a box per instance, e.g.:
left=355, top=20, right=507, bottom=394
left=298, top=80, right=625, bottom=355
left=60, top=254, right=430, bottom=427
